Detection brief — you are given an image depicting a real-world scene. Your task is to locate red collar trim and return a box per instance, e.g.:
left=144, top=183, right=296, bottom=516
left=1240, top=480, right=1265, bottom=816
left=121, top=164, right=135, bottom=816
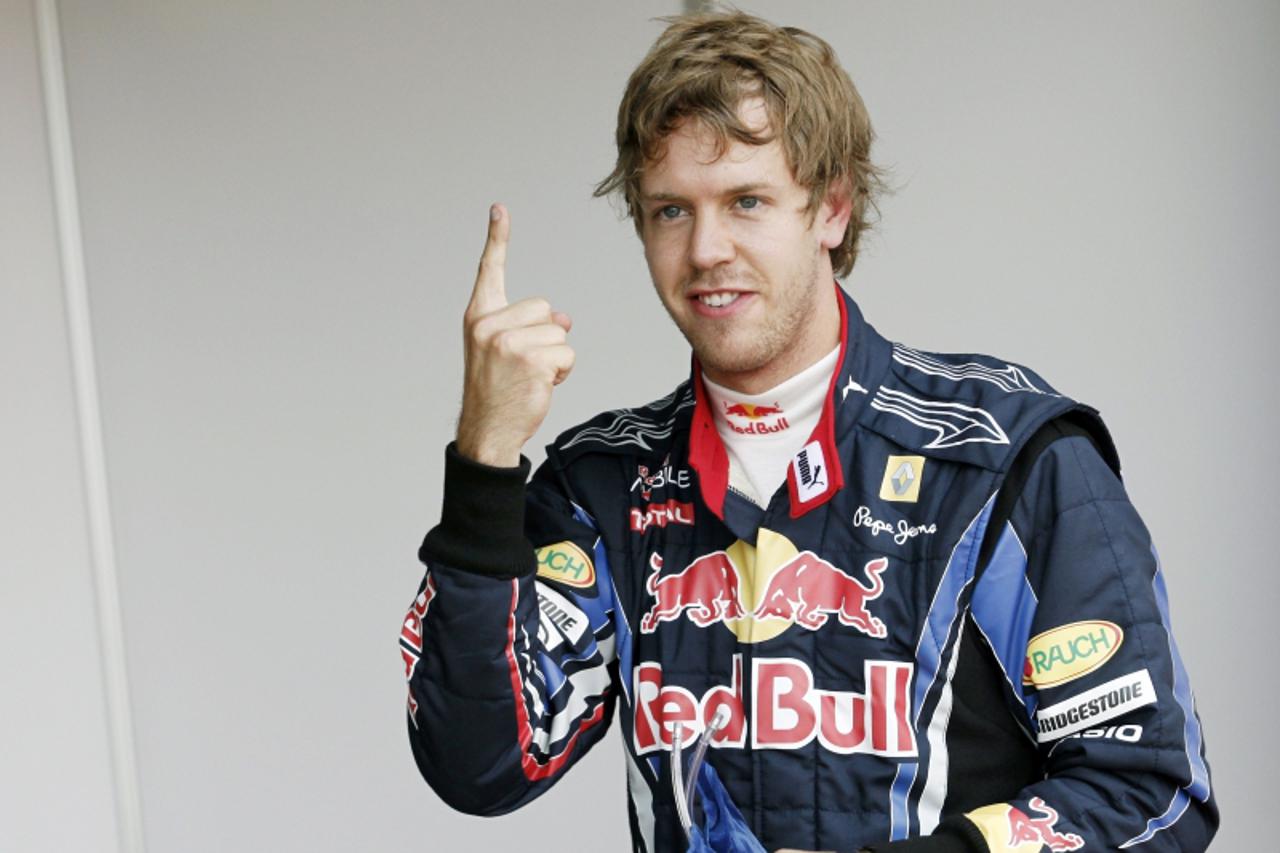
left=689, top=366, right=730, bottom=518
left=688, top=282, right=848, bottom=521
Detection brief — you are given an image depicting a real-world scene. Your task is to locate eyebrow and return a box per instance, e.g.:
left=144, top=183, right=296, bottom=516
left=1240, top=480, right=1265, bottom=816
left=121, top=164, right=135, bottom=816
left=641, top=182, right=776, bottom=203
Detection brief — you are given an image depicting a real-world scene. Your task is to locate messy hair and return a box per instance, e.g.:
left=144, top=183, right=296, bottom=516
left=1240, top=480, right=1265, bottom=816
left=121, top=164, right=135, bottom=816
left=594, top=10, right=887, bottom=278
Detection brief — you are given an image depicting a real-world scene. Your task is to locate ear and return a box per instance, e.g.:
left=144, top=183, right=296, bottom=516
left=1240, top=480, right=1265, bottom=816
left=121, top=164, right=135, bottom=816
left=815, top=178, right=854, bottom=251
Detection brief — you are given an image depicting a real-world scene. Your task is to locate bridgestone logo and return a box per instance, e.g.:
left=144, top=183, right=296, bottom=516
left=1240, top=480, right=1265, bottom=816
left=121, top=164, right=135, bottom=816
left=1035, top=669, right=1156, bottom=742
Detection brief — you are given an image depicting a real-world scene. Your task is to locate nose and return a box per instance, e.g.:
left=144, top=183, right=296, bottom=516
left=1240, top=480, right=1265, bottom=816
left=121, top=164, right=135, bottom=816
left=688, top=211, right=735, bottom=271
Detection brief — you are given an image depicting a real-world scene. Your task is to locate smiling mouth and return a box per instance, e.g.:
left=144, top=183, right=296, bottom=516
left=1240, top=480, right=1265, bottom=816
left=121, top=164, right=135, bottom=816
left=695, top=292, right=743, bottom=308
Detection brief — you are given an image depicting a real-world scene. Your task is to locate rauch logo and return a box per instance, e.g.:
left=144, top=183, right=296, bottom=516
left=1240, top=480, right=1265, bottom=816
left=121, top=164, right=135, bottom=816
left=534, top=541, right=595, bottom=589
left=1022, top=620, right=1122, bottom=689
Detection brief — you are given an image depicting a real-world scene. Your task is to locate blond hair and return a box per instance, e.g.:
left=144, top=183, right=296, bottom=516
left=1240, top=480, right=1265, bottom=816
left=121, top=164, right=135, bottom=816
left=594, top=10, right=887, bottom=278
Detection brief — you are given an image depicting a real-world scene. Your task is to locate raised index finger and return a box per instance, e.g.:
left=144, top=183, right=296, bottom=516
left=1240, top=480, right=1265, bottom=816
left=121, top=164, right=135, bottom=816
left=469, top=203, right=509, bottom=315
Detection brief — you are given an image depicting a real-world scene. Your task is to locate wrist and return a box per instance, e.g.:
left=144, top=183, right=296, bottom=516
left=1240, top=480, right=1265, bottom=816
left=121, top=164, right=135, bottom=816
left=418, top=442, right=533, bottom=578
left=455, top=428, right=523, bottom=468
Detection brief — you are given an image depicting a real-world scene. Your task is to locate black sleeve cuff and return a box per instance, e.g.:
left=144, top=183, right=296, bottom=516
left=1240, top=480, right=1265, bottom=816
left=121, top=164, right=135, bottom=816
left=418, top=442, right=535, bottom=579
left=864, top=817, right=986, bottom=853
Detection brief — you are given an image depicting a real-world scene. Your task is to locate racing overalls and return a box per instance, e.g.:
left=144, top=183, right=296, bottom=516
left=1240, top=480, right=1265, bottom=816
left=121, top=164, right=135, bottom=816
left=400, top=286, right=1217, bottom=852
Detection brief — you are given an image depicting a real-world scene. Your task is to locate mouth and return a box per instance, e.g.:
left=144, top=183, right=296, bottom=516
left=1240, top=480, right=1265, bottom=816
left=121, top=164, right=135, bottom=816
left=688, top=290, right=753, bottom=317
left=697, top=291, right=742, bottom=308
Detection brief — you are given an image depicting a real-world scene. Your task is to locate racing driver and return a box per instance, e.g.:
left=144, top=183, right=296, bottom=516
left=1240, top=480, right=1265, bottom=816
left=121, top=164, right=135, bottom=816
left=399, top=11, right=1217, bottom=852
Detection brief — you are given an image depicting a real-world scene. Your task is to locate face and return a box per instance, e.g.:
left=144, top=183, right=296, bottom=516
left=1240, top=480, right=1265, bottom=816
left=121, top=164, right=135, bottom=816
left=637, top=98, right=850, bottom=393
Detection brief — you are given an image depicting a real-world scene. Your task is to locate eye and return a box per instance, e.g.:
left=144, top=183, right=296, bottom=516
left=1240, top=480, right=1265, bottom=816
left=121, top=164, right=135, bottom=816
left=737, top=196, right=761, bottom=210
left=656, top=205, right=684, bottom=221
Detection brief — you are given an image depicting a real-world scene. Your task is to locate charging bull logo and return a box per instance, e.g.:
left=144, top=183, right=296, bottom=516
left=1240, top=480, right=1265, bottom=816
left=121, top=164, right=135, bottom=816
left=966, top=797, right=1085, bottom=852
left=723, top=402, right=790, bottom=435
left=1008, top=798, right=1084, bottom=851
left=724, top=402, right=784, bottom=419
left=640, top=530, right=890, bottom=643
left=640, top=552, right=747, bottom=632
left=752, top=554, right=887, bottom=636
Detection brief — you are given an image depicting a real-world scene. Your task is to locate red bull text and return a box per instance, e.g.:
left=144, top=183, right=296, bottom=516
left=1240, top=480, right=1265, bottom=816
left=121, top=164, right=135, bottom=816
left=633, top=656, right=916, bottom=757
left=400, top=576, right=436, bottom=680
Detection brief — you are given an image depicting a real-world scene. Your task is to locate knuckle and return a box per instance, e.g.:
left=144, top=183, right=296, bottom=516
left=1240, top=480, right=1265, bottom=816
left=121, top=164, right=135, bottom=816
left=491, top=330, right=514, bottom=355
left=466, top=314, right=491, bottom=343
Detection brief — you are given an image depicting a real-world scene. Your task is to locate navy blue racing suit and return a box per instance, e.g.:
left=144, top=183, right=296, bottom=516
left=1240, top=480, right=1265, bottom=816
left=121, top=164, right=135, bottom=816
left=400, top=286, right=1216, bottom=852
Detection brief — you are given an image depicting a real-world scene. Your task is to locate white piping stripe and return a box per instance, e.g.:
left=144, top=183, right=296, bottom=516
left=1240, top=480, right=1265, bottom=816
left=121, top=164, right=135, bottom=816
left=625, top=747, right=657, bottom=852
left=33, top=3, right=146, bottom=851
left=917, top=617, right=966, bottom=833
left=891, top=344, right=1052, bottom=395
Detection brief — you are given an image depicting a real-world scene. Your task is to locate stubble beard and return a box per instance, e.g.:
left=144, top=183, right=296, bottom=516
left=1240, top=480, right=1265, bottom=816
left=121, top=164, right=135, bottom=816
left=666, top=250, right=821, bottom=381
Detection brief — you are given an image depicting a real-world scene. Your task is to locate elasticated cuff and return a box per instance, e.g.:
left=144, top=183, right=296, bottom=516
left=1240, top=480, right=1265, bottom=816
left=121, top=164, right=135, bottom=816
left=418, top=442, right=534, bottom=579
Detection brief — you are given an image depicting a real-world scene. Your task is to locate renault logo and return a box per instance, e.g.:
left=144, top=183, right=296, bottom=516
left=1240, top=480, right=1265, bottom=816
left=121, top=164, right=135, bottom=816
left=879, top=455, right=925, bottom=503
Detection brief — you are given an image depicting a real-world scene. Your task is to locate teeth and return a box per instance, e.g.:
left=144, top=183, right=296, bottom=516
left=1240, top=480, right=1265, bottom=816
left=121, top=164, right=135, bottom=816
left=699, top=292, right=740, bottom=308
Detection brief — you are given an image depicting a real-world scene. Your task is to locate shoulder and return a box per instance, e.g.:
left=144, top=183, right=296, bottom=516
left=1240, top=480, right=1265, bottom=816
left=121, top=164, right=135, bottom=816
left=862, top=341, right=1107, bottom=474
left=548, top=380, right=695, bottom=467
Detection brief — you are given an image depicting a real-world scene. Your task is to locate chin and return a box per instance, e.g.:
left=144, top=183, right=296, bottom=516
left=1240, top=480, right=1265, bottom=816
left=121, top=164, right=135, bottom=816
left=691, top=338, right=776, bottom=377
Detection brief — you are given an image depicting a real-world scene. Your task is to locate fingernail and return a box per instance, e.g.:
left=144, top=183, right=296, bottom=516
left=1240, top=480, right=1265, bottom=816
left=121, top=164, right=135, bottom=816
left=490, top=205, right=500, bottom=221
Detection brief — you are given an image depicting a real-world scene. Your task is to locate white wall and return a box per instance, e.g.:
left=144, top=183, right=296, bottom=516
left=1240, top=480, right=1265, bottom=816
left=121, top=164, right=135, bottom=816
left=6, top=1, right=1275, bottom=849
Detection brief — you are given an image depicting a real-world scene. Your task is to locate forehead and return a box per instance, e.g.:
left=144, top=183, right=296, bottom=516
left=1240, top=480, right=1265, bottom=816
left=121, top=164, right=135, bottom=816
left=639, top=99, right=797, bottom=196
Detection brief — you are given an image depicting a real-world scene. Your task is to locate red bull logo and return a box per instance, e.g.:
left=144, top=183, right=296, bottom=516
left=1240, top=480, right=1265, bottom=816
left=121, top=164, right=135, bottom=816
left=723, top=401, right=790, bottom=435
left=640, top=552, right=747, bottom=632
left=640, top=537, right=890, bottom=642
left=752, top=554, right=887, bottom=636
left=724, top=402, right=783, bottom=419
left=966, top=797, right=1084, bottom=852
left=1007, top=798, right=1084, bottom=851
left=633, top=656, right=916, bottom=757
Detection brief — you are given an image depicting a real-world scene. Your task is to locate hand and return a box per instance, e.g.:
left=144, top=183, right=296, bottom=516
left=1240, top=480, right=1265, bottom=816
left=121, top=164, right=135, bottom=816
left=455, top=204, right=574, bottom=467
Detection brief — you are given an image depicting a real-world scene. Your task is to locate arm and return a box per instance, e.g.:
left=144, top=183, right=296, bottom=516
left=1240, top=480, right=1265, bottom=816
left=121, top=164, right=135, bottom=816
left=400, top=445, right=619, bottom=815
left=400, top=202, right=605, bottom=813
left=875, top=426, right=1217, bottom=852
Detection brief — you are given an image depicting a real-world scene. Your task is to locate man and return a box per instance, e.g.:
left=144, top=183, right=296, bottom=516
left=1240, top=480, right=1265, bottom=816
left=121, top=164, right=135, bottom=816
left=400, top=11, right=1216, bottom=852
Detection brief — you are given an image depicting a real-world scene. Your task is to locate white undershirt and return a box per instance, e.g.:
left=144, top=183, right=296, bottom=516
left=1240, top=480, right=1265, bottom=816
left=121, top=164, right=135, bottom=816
left=702, top=346, right=840, bottom=507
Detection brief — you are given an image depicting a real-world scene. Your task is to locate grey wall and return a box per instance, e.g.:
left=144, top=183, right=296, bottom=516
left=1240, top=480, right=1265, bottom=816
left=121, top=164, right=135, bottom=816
left=6, top=1, right=1276, bottom=849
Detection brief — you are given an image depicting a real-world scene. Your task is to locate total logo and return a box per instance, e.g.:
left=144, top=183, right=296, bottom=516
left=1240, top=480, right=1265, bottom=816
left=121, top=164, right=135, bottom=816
left=633, top=654, right=916, bottom=758
left=640, top=529, right=889, bottom=643
left=630, top=499, right=695, bottom=532
left=723, top=401, right=790, bottom=435
left=966, top=797, right=1084, bottom=852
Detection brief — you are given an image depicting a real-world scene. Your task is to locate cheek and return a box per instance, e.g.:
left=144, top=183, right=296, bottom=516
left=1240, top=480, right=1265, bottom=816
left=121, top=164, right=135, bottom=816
left=739, top=230, right=797, bottom=271
left=642, top=232, right=685, bottom=281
